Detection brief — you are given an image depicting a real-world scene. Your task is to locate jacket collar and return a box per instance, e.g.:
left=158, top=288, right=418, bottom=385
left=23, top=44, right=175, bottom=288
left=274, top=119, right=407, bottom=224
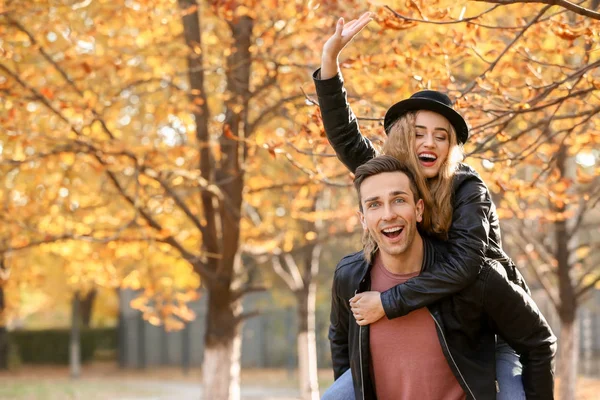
left=362, top=235, right=437, bottom=278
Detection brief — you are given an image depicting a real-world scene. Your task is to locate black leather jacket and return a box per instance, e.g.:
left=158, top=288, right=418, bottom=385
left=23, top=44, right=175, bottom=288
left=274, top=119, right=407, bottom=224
left=330, top=239, right=557, bottom=400
left=313, top=69, right=530, bottom=319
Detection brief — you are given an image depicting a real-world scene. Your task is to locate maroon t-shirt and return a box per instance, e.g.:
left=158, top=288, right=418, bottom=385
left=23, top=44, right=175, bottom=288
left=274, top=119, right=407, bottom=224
left=369, top=255, right=466, bottom=400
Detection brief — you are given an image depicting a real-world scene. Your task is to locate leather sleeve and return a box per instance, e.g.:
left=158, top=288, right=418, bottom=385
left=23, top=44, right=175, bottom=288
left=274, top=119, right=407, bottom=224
left=381, top=174, right=490, bottom=319
left=329, top=268, right=351, bottom=380
left=312, top=68, right=377, bottom=173
left=483, top=264, right=557, bottom=399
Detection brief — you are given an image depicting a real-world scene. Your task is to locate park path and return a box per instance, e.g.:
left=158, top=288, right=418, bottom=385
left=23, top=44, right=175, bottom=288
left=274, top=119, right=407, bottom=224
left=114, top=379, right=301, bottom=400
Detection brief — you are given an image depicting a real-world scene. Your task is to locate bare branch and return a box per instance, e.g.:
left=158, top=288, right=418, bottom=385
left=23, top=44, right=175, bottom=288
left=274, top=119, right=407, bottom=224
left=476, top=0, right=600, bottom=20
left=231, top=285, right=268, bottom=303
left=574, top=262, right=600, bottom=292
left=283, top=253, right=305, bottom=288
left=507, top=227, right=561, bottom=308
left=272, top=255, right=300, bottom=291
left=576, top=275, right=600, bottom=298
left=235, top=310, right=261, bottom=324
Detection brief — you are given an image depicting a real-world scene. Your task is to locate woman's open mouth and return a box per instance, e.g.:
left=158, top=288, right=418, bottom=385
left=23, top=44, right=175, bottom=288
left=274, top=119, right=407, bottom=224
left=418, top=152, right=438, bottom=167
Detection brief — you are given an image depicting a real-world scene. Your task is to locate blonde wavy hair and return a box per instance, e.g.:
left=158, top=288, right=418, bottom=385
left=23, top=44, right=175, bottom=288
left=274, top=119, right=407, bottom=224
left=382, top=111, right=464, bottom=238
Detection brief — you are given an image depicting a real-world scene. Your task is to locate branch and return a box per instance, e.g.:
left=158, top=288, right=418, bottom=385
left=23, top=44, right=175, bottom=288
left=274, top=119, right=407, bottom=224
left=1, top=232, right=132, bottom=253
left=568, top=197, right=589, bottom=237
left=509, top=232, right=561, bottom=309
left=460, top=5, right=551, bottom=97
left=235, top=310, right=261, bottom=324
left=244, top=171, right=350, bottom=194
left=282, top=152, right=352, bottom=188
left=151, top=171, right=207, bottom=238
left=0, top=144, right=84, bottom=166
left=272, top=255, right=300, bottom=291
left=246, top=94, right=304, bottom=135
left=576, top=275, right=600, bottom=298
left=574, top=261, right=600, bottom=292
left=286, top=140, right=338, bottom=158
left=282, top=253, right=304, bottom=288
left=7, top=17, right=119, bottom=140
left=384, top=4, right=502, bottom=25
left=231, top=285, right=268, bottom=303
left=0, top=59, right=220, bottom=284
left=476, top=0, right=600, bottom=20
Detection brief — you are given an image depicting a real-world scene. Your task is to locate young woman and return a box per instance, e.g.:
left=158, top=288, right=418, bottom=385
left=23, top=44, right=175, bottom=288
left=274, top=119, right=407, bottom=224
left=317, top=12, right=532, bottom=400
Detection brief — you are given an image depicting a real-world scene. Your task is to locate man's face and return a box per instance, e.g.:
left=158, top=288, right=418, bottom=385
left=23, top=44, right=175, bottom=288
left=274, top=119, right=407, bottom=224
left=358, top=171, right=424, bottom=257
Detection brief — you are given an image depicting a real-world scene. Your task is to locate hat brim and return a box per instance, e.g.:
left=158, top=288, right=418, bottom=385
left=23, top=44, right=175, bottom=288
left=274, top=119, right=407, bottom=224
left=384, top=98, right=469, bottom=144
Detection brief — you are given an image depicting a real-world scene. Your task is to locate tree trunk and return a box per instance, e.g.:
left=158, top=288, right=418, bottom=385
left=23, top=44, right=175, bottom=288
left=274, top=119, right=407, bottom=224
left=296, top=282, right=320, bottom=400
left=202, top=287, right=242, bottom=400
left=558, top=317, right=578, bottom=400
left=0, top=285, right=7, bottom=370
left=70, top=292, right=81, bottom=379
left=177, top=2, right=251, bottom=398
left=553, top=143, right=578, bottom=400
left=80, top=289, right=96, bottom=328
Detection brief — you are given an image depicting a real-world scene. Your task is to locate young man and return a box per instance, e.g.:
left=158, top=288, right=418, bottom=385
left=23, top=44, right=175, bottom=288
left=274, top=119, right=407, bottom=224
left=327, top=155, right=556, bottom=400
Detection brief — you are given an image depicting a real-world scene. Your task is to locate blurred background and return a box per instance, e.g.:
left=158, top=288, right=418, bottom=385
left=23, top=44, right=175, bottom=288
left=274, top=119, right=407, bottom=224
left=0, top=0, right=599, bottom=399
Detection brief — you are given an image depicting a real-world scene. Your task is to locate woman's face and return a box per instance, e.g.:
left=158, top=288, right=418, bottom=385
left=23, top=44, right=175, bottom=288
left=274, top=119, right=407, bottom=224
left=414, top=111, right=451, bottom=178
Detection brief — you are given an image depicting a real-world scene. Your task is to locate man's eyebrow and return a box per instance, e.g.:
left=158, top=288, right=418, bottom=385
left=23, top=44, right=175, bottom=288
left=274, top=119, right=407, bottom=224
left=363, top=195, right=380, bottom=203
left=415, top=125, right=449, bottom=134
left=364, top=191, right=409, bottom=203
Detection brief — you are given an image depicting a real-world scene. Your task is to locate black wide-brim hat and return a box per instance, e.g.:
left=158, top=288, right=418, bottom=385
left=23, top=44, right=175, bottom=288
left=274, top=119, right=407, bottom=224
left=383, top=90, right=469, bottom=144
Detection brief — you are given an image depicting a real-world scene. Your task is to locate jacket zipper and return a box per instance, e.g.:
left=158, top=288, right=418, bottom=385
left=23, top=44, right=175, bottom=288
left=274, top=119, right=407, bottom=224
left=429, top=311, right=476, bottom=399
left=359, top=325, right=365, bottom=400
left=355, top=289, right=366, bottom=400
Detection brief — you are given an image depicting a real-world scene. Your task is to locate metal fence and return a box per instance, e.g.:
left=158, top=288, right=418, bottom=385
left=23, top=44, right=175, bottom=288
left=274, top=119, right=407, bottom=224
left=117, top=289, right=332, bottom=369
left=118, top=288, right=600, bottom=376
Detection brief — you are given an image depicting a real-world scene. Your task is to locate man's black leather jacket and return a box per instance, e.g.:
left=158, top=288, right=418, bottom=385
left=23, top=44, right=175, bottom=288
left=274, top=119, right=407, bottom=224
left=330, top=239, right=557, bottom=400
left=313, top=69, right=530, bottom=319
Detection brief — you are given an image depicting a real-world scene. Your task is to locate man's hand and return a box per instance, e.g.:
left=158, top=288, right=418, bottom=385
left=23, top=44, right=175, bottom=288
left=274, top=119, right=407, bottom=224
left=350, top=291, right=385, bottom=326
left=320, top=12, right=373, bottom=79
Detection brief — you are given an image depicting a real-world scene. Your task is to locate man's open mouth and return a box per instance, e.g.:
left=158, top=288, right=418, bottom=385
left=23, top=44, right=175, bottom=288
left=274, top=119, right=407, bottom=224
left=381, top=226, right=404, bottom=239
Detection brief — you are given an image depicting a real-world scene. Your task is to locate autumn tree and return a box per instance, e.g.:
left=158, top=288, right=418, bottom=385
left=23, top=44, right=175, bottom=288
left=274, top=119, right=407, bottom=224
left=0, top=0, right=364, bottom=398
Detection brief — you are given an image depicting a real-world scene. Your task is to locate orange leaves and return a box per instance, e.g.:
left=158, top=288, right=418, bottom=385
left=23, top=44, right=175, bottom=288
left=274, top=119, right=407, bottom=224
left=576, top=167, right=594, bottom=185
left=223, top=123, right=236, bottom=140
left=550, top=21, right=591, bottom=42
left=40, top=87, right=54, bottom=100
left=81, top=62, right=93, bottom=74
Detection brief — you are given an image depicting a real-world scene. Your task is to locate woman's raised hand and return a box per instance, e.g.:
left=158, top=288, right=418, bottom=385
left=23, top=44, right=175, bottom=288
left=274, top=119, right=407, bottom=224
left=320, top=12, right=373, bottom=79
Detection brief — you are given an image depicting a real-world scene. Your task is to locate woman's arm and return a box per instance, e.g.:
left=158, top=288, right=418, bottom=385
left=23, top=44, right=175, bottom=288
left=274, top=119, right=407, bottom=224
left=314, top=70, right=377, bottom=173
left=378, top=171, right=492, bottom=319
left=314, top=13, right=377, bottom=173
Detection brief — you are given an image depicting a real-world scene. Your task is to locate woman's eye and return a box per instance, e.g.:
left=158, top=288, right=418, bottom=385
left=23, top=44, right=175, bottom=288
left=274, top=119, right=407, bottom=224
left=436, top=136, right=447, bottom=141
left=394, top=198, right=405, bottom=204
left=416, top=133, right=424, bottom=138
